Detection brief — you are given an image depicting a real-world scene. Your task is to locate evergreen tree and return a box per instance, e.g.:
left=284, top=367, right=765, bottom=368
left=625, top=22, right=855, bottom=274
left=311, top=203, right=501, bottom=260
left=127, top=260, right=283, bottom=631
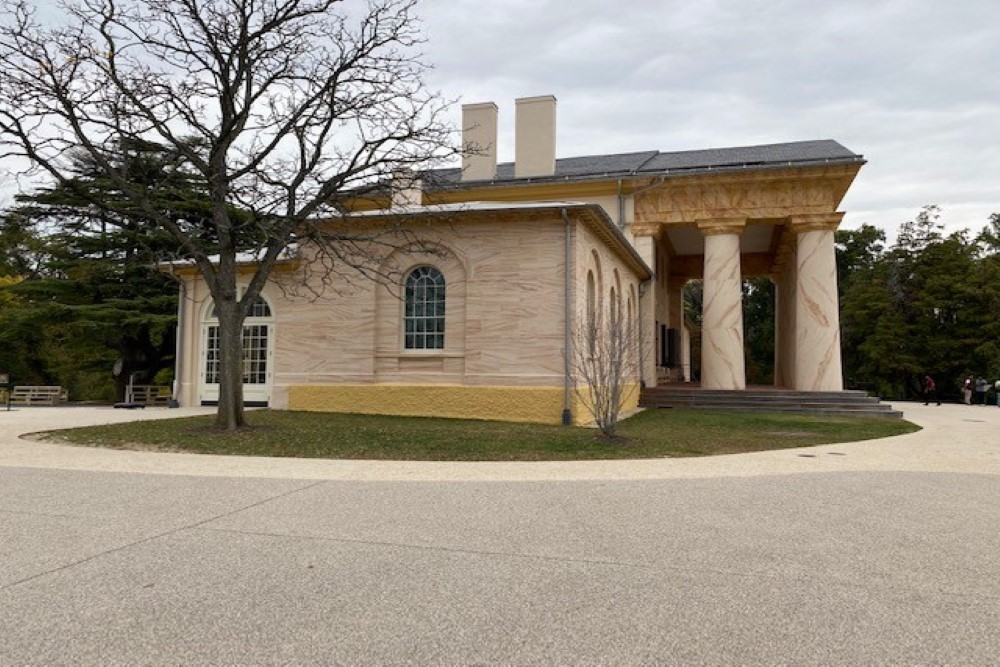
left=742, top=277, right=774, bottom=385
left=0, top=142, right=208, bottom=399
left=838, top=207, right=1000, bottom=399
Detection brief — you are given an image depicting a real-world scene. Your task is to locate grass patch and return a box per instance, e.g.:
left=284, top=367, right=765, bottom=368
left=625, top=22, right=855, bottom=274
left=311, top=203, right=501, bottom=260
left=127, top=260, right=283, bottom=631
left=41, top=408, right=921, bottom=461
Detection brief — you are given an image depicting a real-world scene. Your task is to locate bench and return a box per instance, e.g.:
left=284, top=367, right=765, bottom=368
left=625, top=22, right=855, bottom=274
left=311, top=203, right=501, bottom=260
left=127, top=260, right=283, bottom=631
left=126, top=385, right=172, bottom=406
left=11, top=385, right=69, bottom=406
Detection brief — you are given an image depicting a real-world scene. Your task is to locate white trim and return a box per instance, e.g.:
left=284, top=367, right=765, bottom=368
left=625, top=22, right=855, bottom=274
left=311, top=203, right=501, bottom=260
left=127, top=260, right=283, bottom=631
left=198, top=292, right=276, bottom=405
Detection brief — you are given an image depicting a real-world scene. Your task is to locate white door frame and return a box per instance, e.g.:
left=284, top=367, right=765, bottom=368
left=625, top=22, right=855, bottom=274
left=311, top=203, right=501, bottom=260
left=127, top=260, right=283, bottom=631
left=199, top=295, right=275, bottom=406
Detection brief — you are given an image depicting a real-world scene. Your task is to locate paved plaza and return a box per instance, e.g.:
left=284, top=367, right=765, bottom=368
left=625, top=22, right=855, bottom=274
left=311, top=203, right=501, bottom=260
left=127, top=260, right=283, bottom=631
left=1, top=404, right=998, bottom=664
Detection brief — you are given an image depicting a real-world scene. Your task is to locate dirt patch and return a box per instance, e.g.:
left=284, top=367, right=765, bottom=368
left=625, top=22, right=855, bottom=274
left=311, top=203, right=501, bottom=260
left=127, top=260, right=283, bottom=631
left=594, top=434, right=634, bottom=447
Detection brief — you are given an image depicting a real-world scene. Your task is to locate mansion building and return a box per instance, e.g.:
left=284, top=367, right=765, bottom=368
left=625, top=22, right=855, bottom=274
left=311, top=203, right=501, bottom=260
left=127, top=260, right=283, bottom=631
left=170, top=95, right=864, bottom=424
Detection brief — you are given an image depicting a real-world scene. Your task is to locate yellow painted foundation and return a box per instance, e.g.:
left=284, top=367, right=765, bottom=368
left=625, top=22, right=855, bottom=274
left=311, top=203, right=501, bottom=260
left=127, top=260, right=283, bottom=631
left=289, top=384, right=566, bottom=424
left=288, top=383, right=641, bottom=426
left=571, top=383, right=642, bottom=426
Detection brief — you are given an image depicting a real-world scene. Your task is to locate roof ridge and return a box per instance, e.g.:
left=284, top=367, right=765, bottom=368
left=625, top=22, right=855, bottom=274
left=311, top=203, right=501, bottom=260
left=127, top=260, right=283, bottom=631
left=421, top=139, right=862, bottom=187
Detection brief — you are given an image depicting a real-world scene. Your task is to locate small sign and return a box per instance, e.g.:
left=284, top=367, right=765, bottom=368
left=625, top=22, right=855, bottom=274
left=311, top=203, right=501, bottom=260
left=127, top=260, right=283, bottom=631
left=0, top=373, right=8, bottom=385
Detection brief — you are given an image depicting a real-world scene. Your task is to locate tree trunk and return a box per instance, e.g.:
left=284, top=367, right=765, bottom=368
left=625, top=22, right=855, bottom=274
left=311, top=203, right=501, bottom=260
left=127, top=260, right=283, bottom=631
left=214, top=298, right=246, bottom=430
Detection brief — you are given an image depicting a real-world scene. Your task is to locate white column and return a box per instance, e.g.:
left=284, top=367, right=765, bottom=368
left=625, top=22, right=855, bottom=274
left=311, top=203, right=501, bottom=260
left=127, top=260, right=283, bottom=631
left=633, top=234, right=658, bottom=387
left=791, top=214, right=844, bottom=391
left=698, top=219, right=746, bottom=390
left=177, top=274, right=201, bottom=407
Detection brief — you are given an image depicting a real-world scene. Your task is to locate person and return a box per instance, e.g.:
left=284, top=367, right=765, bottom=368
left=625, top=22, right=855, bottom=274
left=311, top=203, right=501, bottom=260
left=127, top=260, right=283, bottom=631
left=974, top=376, right=989, bottom=406
left=994, top=378, right=1000, bottom=407
left=963, top=375, right=973, bottom=404
left=923, top=375, right=940, bottom=406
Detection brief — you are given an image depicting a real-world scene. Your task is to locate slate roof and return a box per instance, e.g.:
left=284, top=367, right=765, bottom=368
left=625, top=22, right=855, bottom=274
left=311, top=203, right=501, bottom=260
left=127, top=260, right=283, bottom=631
left=425, top=139, right=863, bottom=188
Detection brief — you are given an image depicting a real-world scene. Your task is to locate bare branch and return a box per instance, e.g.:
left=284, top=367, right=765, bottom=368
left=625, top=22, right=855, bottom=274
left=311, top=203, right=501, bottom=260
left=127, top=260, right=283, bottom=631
left=573, top=296, right=641, bottom=436
left=0, top=0, right=459, bottom=429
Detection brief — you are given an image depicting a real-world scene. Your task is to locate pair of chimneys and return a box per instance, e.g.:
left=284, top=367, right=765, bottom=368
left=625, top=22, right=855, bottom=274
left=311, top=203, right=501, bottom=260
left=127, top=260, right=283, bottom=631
left=461, top=95, right=557, bottom=182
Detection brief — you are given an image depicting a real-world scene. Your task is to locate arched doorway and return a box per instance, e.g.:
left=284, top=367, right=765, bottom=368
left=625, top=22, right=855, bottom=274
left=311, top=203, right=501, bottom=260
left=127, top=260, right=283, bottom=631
left=199, top=295, right=274, bottom=406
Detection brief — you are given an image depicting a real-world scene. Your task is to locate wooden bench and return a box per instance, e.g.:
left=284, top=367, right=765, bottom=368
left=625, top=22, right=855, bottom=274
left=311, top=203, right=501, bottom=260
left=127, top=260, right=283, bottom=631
left=11, top=385, right=69, bottom=406
left=126, top=385, right=172, bottom=406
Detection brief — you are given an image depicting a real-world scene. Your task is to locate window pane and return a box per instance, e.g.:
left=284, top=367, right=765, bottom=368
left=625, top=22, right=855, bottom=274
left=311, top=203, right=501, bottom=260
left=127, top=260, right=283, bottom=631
left=403, top=266, right=446, bottom=350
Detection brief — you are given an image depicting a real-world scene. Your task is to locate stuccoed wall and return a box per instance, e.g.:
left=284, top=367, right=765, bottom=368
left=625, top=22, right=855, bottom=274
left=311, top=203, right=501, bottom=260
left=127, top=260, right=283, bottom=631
left=289, top=384, right=566, bottom=424
left=288, top=382, right=641, bottom=426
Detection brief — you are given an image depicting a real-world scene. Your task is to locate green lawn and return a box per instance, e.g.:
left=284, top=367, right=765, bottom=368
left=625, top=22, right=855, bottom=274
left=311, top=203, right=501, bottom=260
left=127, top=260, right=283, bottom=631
left=42, top=408, right=921, bottom=461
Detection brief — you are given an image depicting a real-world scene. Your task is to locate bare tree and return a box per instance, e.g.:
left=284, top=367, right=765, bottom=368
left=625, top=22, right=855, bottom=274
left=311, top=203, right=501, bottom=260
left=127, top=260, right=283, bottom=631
left=0, top=0, right=456, bottom=429
left=573, top=295, right=640, bottom=437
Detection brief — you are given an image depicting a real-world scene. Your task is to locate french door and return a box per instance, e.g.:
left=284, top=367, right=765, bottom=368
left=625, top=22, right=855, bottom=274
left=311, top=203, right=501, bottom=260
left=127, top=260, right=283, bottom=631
left=200, top=322, right=273, bottom=406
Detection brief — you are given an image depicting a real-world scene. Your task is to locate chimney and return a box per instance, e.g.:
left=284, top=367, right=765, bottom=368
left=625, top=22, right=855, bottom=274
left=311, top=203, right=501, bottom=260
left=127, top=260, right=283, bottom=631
left=390, top=169, right=422, bottom=208
left=515, top=95, right=557, bottom=179
left=461, top=102, right=498, bottom=182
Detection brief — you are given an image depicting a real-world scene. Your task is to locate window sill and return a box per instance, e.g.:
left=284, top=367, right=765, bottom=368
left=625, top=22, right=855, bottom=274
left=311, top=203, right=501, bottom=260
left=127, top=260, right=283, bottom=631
left=376, top=352, right=466, bottom=359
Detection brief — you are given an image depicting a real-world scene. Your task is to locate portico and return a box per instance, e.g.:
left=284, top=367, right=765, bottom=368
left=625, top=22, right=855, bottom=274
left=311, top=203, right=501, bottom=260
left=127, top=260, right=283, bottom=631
left=632, top=162, right=861, bottom=391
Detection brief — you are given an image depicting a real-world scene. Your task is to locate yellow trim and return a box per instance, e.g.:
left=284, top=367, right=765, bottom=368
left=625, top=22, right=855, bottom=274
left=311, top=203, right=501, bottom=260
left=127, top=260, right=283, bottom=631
left=289, top=384, right=570, bottom=424
left=288, top=383, right=641, bottom=426
left=426, top=180, right=625, bottom=203
left=571, top=383, right=641, bottom=426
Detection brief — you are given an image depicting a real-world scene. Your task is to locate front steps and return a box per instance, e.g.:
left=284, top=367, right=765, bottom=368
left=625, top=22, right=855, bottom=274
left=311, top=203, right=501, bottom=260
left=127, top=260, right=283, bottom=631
left=639, top=386, right=903, bottom=419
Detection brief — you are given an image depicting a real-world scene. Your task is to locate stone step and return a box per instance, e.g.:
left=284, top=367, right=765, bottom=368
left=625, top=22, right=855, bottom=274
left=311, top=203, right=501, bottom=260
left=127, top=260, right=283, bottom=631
left=638, top=396, right=890, bottom=404
left=640, top=405, right=906, bottom=419
left=638, top=387, right=903, bottom=419
left=641, top=389, right=872, bottom=399
left=640, top=401, right=895, bottom=412
left=641, top=394, right=884, bottom=404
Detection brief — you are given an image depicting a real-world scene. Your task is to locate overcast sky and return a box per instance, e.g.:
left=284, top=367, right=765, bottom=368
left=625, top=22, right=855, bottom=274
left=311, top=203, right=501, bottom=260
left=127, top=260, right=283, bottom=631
left=3, top=0, right=996, bottom=241
left=419, top=0, right=999, bottom=239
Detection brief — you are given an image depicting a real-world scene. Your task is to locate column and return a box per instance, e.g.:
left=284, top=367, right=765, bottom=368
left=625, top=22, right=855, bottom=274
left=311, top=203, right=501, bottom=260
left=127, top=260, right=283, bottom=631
left=698, top=218, right=746, bottom=390
left=790, top=213, right=844, bottom=391
left=632, top=234, right=659, bottom=387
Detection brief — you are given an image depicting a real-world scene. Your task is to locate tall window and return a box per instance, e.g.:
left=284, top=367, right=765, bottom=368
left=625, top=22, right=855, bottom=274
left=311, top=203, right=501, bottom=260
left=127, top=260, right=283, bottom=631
left=586, top=270, right=597, bottom=355
left=586, top=271, right=596, bottom=328
left=404, top=266, right=445, bottom=349
left=205, top=294, right=272, bottom=386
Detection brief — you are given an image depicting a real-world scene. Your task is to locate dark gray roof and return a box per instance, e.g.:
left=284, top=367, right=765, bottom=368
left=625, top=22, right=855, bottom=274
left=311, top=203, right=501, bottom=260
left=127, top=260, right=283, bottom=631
left=425, top=139, right=862, bottom=188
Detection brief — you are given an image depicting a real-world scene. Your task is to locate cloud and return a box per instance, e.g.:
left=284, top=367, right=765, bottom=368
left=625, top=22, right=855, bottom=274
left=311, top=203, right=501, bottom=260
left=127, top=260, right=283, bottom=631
left=5, top=0, right=997, bottom=238
left=420, top=0, right=1000, bottom=233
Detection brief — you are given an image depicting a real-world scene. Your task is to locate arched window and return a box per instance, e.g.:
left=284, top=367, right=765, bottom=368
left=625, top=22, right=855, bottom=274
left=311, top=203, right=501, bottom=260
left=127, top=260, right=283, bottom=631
left=609, top=285, right=618, bottom=328
left=404, top=266, right=445, bottom=349
left=209, top=294, right=272, bottom=319
left=612, top=270, right=623, bottom=322
left=627, top=292, right=635, bottom=336
left=586, top=270, right=597, bottom=355
left=586, top=270, right=596, bottom=327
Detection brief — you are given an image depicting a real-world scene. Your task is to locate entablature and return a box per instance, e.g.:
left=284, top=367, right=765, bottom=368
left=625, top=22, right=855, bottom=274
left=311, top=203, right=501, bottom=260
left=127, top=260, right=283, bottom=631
left=632, top=163, right=860, bottom=233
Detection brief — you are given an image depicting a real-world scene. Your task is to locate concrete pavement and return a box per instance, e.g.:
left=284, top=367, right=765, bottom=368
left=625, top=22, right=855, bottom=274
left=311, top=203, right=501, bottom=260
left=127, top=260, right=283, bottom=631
left=1, top=402, right=998, bottom=480
left=1, top=403, right=998, bottom=664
